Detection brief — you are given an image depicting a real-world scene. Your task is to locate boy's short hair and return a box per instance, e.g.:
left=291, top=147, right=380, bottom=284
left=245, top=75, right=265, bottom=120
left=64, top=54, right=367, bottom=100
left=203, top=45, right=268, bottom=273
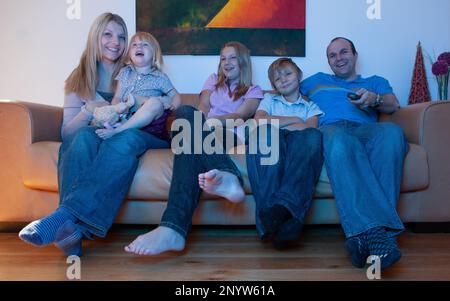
left=268, top=58, right=303, bottom=89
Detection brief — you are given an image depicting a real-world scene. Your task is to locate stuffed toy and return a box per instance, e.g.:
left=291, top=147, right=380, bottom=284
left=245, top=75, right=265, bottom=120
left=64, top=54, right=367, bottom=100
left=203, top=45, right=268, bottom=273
left=92, top=95, right=136, bottom=129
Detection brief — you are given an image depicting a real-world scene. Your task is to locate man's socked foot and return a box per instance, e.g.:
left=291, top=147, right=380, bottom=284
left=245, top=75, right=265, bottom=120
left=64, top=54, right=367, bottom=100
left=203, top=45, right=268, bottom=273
left=198, top=169, right=245, bottom=203
left=124, top=226, right=185, bottom=256
left=364, top=227, right=402, bottom=271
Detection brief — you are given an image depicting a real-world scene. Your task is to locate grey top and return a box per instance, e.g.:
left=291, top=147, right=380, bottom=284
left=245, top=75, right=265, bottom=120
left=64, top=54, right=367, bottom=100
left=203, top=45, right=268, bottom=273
left=116, top=65, right=175, bottom=101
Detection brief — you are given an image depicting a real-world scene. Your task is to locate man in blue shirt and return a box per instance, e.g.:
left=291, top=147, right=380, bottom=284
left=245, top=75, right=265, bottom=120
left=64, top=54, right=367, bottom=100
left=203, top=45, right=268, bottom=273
left=301, top=37, right=409, bottom=271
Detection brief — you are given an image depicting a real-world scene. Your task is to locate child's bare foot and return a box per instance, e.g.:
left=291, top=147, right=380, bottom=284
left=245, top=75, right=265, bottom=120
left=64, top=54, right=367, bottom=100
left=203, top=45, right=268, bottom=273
left=95, top=128, right=117, bottom=140
left=198, top=169, right=245, bottom=203
left=124, top=226, right=185, bottom=256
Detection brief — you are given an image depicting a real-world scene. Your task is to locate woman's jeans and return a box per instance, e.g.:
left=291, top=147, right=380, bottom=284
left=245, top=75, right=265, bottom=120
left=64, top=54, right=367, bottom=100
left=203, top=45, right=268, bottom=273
left=246, top=126, right=324, bottom=238
left=160, top=105, right=242, bottom=238
left=58, top=126, right=169, bottom=237
left=319, top=121, right=409, bottom=238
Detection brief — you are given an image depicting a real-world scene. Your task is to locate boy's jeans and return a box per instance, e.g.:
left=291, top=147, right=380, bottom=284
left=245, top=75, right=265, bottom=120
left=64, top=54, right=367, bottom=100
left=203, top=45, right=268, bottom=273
left=246, top=126, right=324, bottom=238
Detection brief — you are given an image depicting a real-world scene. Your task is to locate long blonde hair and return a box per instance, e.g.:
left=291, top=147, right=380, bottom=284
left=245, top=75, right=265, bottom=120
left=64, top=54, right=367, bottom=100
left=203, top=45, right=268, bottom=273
left=127, top=32, right=163, bottom=70
left=215, top=41, right=253, bottom=101
left=64, top=13, right=128, bottom=100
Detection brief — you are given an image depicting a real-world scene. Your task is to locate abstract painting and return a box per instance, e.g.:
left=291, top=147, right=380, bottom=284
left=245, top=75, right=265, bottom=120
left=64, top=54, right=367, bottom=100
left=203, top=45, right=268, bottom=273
left=136, top=0, right=306, bottom=56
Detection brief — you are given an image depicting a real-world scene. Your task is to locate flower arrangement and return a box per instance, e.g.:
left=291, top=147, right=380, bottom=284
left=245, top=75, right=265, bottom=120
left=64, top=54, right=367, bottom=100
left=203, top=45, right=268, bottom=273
left=432, top=52, right=450, bottom=100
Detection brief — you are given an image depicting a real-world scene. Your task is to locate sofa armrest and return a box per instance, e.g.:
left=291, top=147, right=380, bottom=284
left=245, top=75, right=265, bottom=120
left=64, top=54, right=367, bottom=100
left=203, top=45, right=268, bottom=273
left=0, top=101, right=63, bottom=222
left=381, top=100, right=450, bottom=221
left=0, top=100, right=63, bottom=144
left=379, top=101, right=450, bottom=145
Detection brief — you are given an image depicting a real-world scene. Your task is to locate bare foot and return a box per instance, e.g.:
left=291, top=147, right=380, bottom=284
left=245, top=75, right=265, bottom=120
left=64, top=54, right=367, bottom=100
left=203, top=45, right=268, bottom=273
left=124, top=226, right=185, bottom=256
left=198, top=169, right=245, bottom=203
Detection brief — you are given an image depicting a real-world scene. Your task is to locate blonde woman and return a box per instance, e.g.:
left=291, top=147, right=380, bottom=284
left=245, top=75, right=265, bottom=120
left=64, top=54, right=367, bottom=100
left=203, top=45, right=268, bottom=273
left=19, top=13, right=170, bottom=256
left=125, top=42, right=264, bottom=256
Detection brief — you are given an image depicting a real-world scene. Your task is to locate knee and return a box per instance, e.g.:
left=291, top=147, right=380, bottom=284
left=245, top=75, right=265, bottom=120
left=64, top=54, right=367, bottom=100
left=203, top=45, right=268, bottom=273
left=322, top=131, right=355, bottom=160
left=377, top=122, right=408, bottom=153
left=104, top=128, right=146, bottom=156
left=70, top=127, right=99, bottom=146
left=379, top=122, right=405, bottom=140
left=142, top=98, right=164, bottom=114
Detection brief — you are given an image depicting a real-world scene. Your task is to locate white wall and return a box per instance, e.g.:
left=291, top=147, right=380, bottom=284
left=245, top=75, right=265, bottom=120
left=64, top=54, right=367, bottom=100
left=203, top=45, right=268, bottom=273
left=1, top=0, right=449, bottom=106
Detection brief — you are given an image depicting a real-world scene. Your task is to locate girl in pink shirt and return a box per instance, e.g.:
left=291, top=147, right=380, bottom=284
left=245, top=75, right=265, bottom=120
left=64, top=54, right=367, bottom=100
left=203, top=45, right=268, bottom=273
left=125, top=42, right=264, bottom=256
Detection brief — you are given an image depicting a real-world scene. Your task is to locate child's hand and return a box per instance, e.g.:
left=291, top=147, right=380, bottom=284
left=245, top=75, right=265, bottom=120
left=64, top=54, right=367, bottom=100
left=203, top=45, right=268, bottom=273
left=95, top=128, right=117, bottom=140
left=169, top=95, right=182, bottom=111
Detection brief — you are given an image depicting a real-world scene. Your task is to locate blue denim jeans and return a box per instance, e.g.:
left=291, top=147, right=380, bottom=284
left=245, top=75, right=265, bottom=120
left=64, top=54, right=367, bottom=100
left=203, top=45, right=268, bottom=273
left=319, top=121, right=409, bottom=238
left=246, top=126, right=324, bottom=238
left=58, top=126, right=169, bottom=237
left=160, top=105, right=242, bottom=238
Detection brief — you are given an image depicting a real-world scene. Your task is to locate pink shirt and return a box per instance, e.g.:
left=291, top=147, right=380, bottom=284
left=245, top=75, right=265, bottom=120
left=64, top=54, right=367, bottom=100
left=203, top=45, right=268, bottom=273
left=202, top=74, right=263, bottom=118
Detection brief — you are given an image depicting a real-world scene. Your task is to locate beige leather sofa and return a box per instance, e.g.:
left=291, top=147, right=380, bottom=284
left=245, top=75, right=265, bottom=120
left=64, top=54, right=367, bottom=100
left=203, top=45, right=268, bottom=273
left=1, top=96, right=449, bottom=226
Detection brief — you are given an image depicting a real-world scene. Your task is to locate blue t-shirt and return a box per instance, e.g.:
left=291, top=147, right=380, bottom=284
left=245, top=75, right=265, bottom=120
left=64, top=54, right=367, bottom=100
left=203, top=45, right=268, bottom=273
left=300, top=72, right=394, bottom=126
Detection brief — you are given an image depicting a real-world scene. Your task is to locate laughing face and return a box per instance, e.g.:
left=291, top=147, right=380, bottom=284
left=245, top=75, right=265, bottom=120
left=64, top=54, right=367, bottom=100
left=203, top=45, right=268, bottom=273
left=220, top=46, right=240, bottom=83
left=327, top=38, right=358, bottom=80
left=129, top=38, right=154, bottom=68
left=101, top=21, right=127, bottom=64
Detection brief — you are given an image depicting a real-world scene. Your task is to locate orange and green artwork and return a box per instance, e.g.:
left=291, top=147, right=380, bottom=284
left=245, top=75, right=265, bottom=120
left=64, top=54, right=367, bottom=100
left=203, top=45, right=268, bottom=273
left=136, top=0, right=306, bottom=56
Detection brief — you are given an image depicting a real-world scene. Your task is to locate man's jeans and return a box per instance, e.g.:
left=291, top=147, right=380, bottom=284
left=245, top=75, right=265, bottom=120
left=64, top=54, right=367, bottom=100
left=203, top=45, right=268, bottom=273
left=160, top=105, right=243, bottom=238
left=320, top=121, right=409, bottom=238
left=246, top=126, right=324, bottom=238
left=58, top=127, right=169, bottom=237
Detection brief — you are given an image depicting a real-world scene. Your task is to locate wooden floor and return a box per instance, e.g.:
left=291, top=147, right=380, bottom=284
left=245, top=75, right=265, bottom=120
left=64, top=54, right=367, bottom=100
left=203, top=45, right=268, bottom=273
left=1, top=225, right=450, bottom=281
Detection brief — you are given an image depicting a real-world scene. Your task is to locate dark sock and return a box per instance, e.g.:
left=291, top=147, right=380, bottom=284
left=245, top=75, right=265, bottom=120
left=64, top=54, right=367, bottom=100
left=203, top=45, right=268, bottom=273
left=19, top=207, right=77, bottom=246
left=258, top=204, right=292, bottom=237
left=363, top=227, right=402, bottom=271
left=273, top=218, right=303, bottom=250
left=54, top=220, right=83, bottom=257
left=346, top=235, right=369, bottom=268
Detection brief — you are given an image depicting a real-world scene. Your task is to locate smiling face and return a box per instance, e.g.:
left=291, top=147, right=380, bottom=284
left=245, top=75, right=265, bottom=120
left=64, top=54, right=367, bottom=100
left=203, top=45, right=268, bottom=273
left=220, top=46, right=241, bottom=83
left=100, top=21, right=127, bottom=64
left=273, top=65, right=301, bottom=98
left=327, top=38, right=358, bottom=80
left=129, top=37, right=154, bottom=68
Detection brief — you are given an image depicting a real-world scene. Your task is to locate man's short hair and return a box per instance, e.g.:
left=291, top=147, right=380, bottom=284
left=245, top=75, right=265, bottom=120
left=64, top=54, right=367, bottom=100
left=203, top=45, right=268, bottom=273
left=329, top=37, right=358, bottom=55
left=268, top=58, right=303, bottom=89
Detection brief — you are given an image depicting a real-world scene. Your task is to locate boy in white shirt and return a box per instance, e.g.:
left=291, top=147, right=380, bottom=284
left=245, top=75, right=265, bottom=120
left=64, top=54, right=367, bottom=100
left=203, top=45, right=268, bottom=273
left=247, top=58, right=324, bottom=249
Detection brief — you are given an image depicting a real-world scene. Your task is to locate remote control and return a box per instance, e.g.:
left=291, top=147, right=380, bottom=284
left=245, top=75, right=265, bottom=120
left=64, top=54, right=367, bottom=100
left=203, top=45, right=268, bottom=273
left=347, top=92, right=361, bottom=100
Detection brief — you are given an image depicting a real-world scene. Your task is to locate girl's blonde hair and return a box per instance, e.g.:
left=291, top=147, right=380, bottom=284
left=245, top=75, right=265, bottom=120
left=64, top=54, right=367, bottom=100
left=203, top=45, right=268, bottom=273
left=127, top=32, right=163, bottom=70
left=64, top=13, right=128, bottom=100
left=215, top=41, right=253, bottom=101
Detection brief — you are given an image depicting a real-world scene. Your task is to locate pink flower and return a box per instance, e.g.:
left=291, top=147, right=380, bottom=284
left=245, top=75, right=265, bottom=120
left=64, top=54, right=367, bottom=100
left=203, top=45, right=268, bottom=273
left=432, top=60, right=449, bottom=76
left=437, top=52, right=450, bottom=65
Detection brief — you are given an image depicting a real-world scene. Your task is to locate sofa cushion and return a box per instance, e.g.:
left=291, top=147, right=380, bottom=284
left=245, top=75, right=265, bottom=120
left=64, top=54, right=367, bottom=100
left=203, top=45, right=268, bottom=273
left=23, top=141, right=429, bottom=199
